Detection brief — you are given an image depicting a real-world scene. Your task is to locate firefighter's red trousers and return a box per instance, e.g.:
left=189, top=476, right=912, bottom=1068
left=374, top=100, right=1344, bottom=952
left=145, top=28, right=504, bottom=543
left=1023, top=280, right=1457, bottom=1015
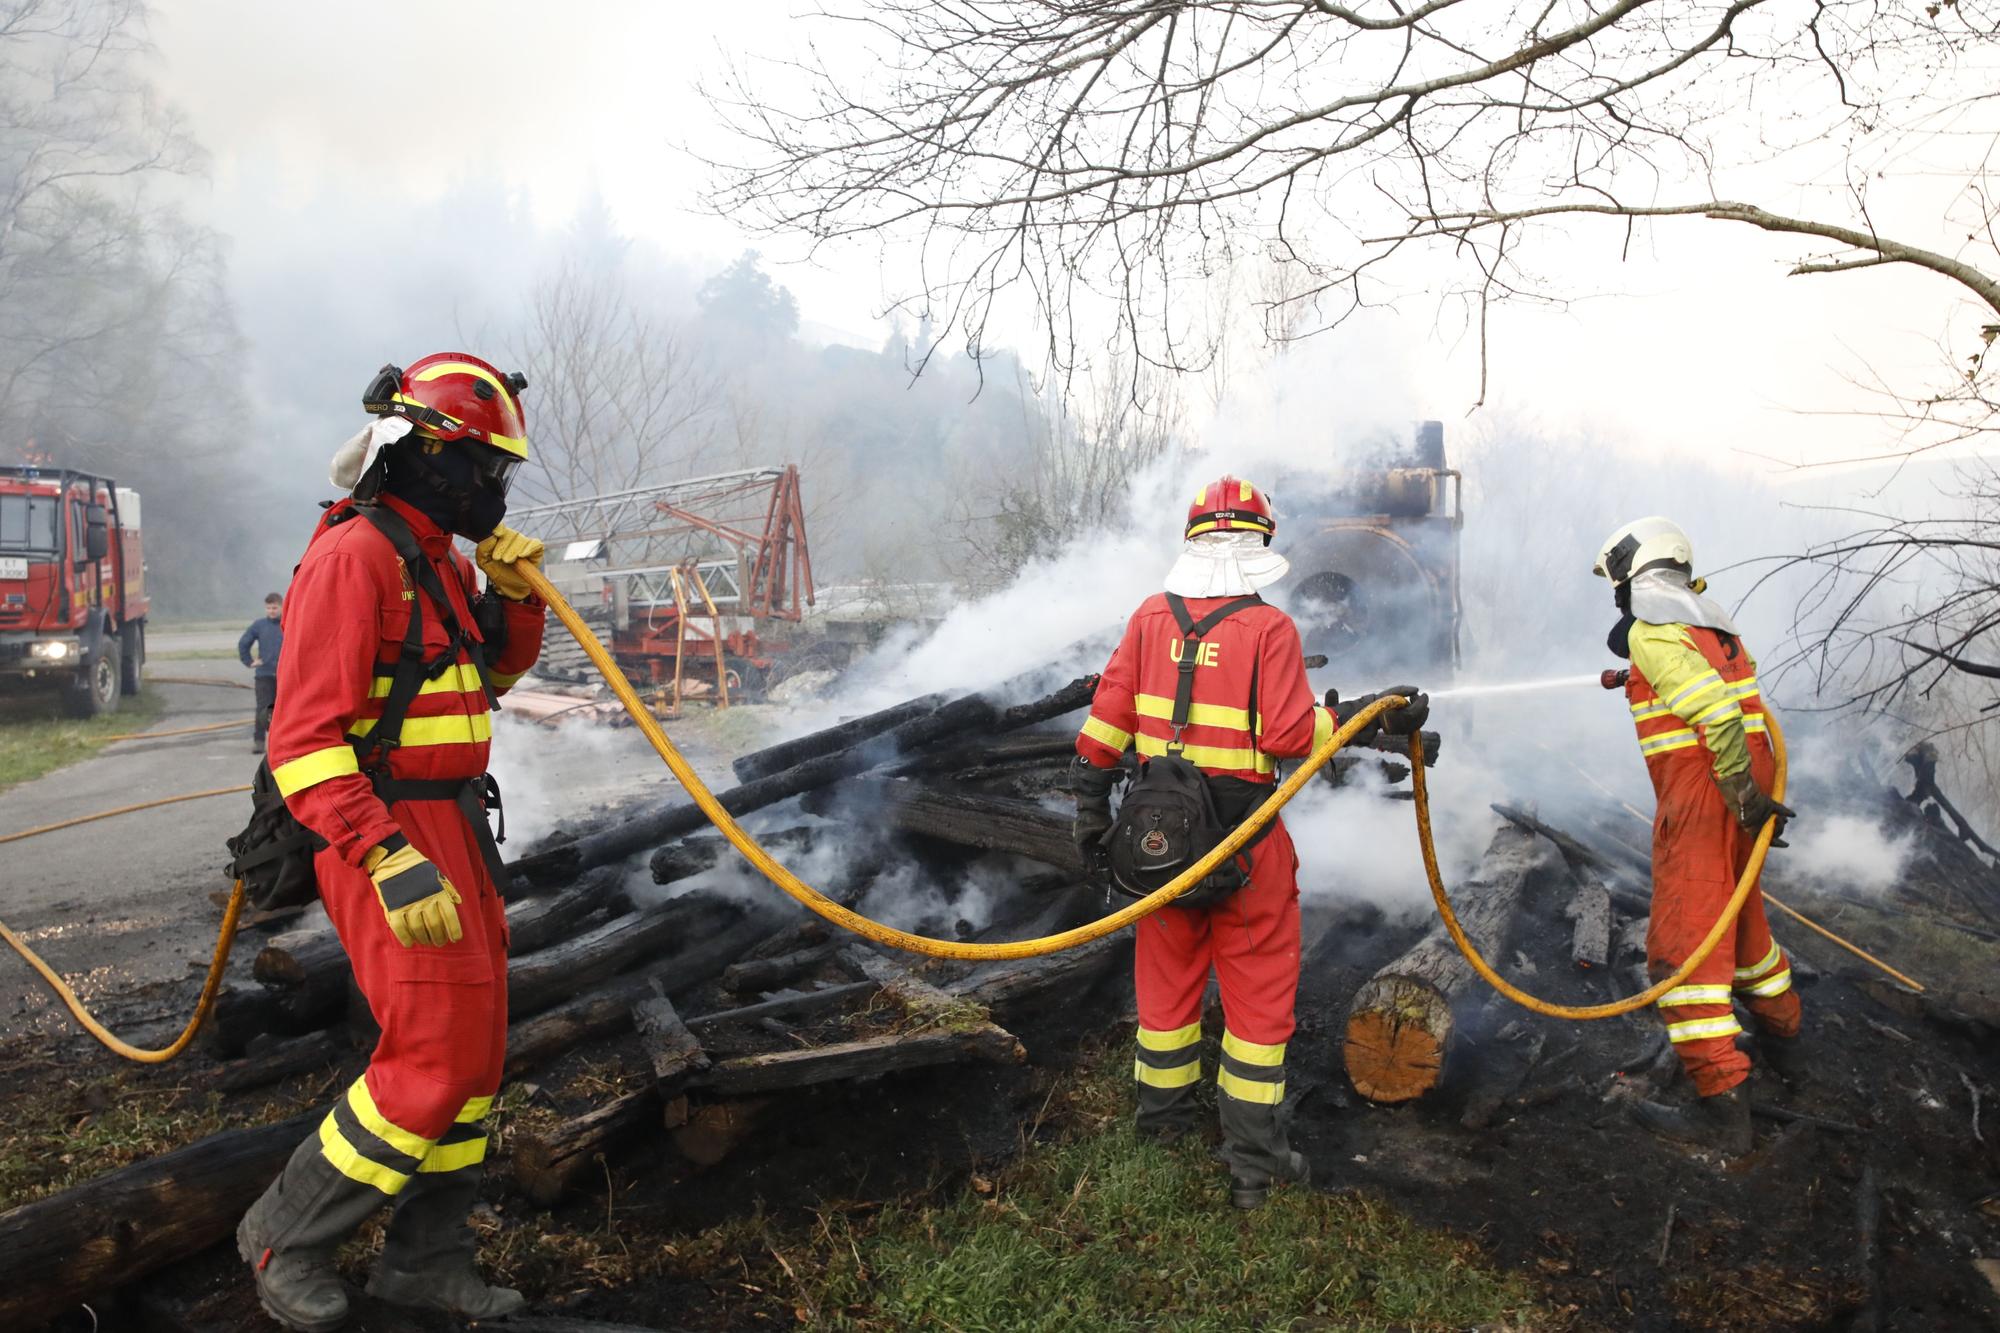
left=314, top=798, right=508, bottom=1189
left=1134, top=819, right=1300, bottom=1104
left=1648, top=753, right=1801, bottom=1097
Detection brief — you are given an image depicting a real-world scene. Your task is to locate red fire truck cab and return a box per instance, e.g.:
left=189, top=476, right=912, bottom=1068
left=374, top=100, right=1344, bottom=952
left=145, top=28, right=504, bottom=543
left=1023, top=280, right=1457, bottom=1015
left=0, top=466, right=149, bottom=716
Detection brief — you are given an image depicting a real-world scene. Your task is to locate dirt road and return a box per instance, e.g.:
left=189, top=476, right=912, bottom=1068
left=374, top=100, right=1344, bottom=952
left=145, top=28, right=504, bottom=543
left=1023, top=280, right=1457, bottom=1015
left=0, top=641, right=262, bottom=1041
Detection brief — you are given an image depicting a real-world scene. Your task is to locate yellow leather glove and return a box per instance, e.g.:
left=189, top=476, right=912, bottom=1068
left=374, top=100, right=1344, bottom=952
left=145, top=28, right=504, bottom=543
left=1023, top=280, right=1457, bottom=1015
left=363, top=836, right=463, bottom=948
left=475, top=524, right=544, bottom=602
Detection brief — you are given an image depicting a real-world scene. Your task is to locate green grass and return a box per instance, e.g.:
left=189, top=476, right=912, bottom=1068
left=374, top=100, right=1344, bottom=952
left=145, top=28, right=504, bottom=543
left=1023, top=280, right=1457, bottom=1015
left=796, top=1126, right=1532, bottom=1331
left=0, top=692, right=164, bottom=792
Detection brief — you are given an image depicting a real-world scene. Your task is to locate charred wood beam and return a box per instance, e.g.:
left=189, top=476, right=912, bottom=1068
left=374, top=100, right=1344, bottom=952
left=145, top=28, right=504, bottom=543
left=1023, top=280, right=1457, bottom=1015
left=510, top=1086, right=664, bottom=1207
left=1344, top=824, right=1544, bottom=1104
left=689, top=1023, right=1025, bottom=1097
left=208, top=1030, right=349, bottom=1094
left=632, top=986, right=709, bottom=1085
left=887, top=732, right=1082, bottom=778
left=731, top=693, right=949, bottom=783
left=649, top=825, right=818, bottom=886
left=805, top=776, right=1083, bottom=876
left=1566, top=864, right=1613, bottom=970
left=0, top=1111, right=318, bottom=1328
left=684, top=981, right=878, bottom=1032
left=513, top=669, right=1097, bottom=886
left=722, top=941, right=844, bottom=993
left=1490, top=803, right=1652, bottom=915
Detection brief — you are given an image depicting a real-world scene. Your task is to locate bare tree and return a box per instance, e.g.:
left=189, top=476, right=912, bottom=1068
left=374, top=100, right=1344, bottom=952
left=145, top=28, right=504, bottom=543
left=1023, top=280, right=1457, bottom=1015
left=705, top=0, right=1980, bottom=382
left=510, top=258, right=726, bottom=515
left=951, top=356, right=1182, bottom=588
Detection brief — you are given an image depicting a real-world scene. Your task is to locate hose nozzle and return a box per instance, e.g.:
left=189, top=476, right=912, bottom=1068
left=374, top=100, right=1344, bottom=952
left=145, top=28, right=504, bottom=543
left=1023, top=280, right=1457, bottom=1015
left=1601, top=668, right=1629, bottom=690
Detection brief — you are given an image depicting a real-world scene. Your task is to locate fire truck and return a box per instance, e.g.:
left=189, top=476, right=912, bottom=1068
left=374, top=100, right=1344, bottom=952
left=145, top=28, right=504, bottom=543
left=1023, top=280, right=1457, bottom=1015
left=0, top=466, right=148, bottom=717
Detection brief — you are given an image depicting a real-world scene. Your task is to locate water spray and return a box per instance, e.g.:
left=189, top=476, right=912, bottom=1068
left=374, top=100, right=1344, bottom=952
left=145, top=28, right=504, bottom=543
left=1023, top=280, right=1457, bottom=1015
left=1427, top=673, right=1607, bottom=702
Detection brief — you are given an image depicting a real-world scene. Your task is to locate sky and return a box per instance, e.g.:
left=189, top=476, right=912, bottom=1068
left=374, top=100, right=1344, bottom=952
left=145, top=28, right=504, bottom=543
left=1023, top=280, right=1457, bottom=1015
left=141, top=0, right=1996, bottom=489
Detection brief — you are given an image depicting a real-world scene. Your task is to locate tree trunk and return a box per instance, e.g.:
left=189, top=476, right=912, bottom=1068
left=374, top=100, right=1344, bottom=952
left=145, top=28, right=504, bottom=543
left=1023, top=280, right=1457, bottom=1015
left=1343, top=824, right=1545, bottom=1104
left=0, top=1112, right=317, bottom=1329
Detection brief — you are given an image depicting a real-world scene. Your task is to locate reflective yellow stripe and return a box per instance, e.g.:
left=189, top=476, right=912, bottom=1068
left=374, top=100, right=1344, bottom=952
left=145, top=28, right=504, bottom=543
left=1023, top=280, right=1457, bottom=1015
left=1638, top=728, right=1700, bottom=755
left=1630, top=700, right=1672, bottom=720
left=1135, top=732, right=1275, bottom=774
left=1688, top=698, right=1742, bottom=728
left=1742, top=715, right=1769, bottom=734
left=1740, top=968, right=1793, bottom=998
left=318, top=1116, right=410, bottom=1194
left=1310, top=705, right=1335, bottom=754
left=272, top=745, right=361, bottom=797
left=347, top=711, right=492, bottom=746
left=1080, top=715, right=1132, bottom=752
left=1665, top=672, right=1726, bottom=713
left=1137, top=1022, right=1203, bottom=1052
left=348, top=1078, right=435, bottom=1162
left=1221, top=1031, right=1285, bottom=1066
left=1216, top=1068, right=1285, bottom=1104
left=1666, top=1015, right=1743, bottom=1044
left=1735, top=942, right=1783, bottom=981
left=1723, top=677, right=1761, bottom=700
left=489, top=668, right=524, bottom=689
left=412, top=359, right=507, bottom=392
left=418, top=1135, right=489, bottom=1173
left=1658, top=985, right=1734, bottom=1007
left=1135, top=1058, right=1202, bottom=1089
left=1134, top=692, right=1260, bottom=733
left=367, top=662, right=485, bottom=699
left=456, top=1095, right=495, bottom=1122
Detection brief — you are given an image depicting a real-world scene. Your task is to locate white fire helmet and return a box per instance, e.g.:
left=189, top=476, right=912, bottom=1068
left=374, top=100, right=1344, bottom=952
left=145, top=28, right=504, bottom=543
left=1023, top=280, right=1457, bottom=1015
left=1592, top=516, right=1694, bottom=587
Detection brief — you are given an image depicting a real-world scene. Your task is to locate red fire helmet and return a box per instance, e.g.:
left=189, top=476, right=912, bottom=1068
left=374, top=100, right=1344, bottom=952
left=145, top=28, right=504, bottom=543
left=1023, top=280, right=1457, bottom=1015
left=363, top=353, right=529, bottom=460
left=1186, top=475, right=1277, bottom=544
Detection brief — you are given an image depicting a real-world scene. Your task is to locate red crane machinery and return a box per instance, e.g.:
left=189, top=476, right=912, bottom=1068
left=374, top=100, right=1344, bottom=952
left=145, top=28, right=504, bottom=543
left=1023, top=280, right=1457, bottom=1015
left=509, top=466, right=814, bottom=710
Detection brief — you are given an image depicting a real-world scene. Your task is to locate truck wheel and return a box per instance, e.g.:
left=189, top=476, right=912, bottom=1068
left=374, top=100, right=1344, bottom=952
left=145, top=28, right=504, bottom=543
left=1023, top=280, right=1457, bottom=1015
left=64, top=641, right=122, bottom=719
left=120, top=623, right=145, bottom=696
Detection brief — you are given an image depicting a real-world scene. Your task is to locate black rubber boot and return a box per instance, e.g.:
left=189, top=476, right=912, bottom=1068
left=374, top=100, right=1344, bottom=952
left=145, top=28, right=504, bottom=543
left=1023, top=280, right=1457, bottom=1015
left=1758, top=1032, right=1807, bottom=1085
left=366, top=1166, right=524, bottom=1319
left=1135, top=1080, right=1201, bottom=1145
left=1230, top=1150, right=1310, bottom=1211
left=237, top=1135, right=390, bottom=1332
left=1632, top=1084, right=1754, bottom=1155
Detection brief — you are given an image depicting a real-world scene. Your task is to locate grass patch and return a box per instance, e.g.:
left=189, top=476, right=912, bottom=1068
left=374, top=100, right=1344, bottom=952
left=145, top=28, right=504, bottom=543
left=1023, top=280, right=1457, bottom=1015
left=0, top=691, right=164, bottom=792
left=489, top=1043, right=1537, bottom=1330
left=0, top=1061, right=303, bottom=1210
left=793, top=1123, right=1533, bottom=1331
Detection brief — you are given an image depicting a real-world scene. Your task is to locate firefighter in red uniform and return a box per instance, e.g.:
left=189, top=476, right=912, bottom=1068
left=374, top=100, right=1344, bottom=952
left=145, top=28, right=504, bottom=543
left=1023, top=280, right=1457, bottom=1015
left=1072, top=476, right=1428, bottom=1208
left=238, top=355, right=547, bottom=1330
left=1596, top=516, right=1801, bottom=1154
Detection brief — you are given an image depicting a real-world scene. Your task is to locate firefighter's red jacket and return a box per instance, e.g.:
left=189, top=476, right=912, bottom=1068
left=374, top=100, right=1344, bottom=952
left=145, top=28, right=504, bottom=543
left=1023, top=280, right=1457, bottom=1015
left=268, top=495, right=545, bottom=865
left=1076, top=594, right=1335, bottom=780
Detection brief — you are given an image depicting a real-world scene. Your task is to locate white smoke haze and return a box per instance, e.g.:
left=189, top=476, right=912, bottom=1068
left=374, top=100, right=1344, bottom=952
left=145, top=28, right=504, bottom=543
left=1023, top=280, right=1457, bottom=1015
left=1781, top=814, right=1917, bottom=896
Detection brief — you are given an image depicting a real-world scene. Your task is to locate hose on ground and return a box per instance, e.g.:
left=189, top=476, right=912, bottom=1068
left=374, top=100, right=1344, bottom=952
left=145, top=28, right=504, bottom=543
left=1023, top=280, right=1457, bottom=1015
left=0, top=880, right=245, bottom=1062
left=0, top=785, right=251, bottom=847
left=523, top=564, right=1786, bottom=1010
left=103, top=718, right=251, bottom=743
left=145, top=674, right=253, bottom=691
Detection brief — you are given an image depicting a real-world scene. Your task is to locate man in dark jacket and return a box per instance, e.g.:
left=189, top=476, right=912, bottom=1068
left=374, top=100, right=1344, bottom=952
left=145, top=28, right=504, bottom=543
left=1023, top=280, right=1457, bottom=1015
left=239, top=592, right=284, bottom=752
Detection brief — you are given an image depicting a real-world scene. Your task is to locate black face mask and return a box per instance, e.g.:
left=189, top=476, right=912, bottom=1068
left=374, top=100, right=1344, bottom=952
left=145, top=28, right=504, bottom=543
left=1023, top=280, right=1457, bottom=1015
left=1606, top=580, right=1634, bottom=659
left=383, top=438, right=512, bottom=540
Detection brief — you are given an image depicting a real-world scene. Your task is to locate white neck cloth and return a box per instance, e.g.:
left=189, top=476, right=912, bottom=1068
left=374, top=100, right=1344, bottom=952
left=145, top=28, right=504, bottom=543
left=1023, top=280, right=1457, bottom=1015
left=1163, top=531, right=1292, bottom=598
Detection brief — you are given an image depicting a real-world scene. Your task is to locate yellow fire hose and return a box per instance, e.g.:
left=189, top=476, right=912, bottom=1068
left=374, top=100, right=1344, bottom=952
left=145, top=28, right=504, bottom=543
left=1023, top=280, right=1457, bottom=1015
left=0, top=880, right=246, bottom=1062
left=0, top=785, right=251, bottom=847
left=145, top=674, right=254, bottom=691
left=103, top=718, right=252, bottom=743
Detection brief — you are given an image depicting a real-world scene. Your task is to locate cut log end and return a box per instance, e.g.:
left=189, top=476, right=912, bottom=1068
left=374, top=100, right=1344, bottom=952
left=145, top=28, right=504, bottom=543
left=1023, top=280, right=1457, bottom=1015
left=1343, top=978, right=1453, bottom=1104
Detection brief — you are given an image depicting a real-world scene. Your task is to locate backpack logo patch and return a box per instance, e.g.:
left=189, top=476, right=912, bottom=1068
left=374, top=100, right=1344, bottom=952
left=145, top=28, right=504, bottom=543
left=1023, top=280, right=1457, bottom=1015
left=1140, top=829, right=1170, bottom=856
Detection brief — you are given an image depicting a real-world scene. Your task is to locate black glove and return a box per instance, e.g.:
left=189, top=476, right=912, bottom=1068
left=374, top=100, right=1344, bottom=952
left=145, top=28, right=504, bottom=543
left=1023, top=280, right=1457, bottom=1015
left=1326, top=687, right=1385, bottom=745
left=1719, top=770, right=1796, bottom=848
left=1069, top=759, right=1119, bottom=854
left=1377, top=684, right=1429, bottom=735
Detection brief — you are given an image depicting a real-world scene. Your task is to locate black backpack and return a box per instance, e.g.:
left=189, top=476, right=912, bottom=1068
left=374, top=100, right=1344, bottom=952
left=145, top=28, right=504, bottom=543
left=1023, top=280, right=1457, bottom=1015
left=225, top=502, right=501, bottom=910
left=1103, top=593, right=1272, bottom=911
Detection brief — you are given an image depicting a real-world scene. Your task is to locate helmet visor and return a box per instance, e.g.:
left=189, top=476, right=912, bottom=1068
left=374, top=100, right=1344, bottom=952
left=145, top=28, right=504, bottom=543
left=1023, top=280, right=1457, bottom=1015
left=468, top=446, right=521, bottom=497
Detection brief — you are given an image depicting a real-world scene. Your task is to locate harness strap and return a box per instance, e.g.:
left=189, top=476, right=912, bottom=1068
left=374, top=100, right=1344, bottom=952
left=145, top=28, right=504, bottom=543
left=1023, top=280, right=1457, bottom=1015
left=351, top=504, right=498, bottom=769
left=369, top=773, right=509, bottom=888
left=1162, top=592, right=1263, bottom=753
